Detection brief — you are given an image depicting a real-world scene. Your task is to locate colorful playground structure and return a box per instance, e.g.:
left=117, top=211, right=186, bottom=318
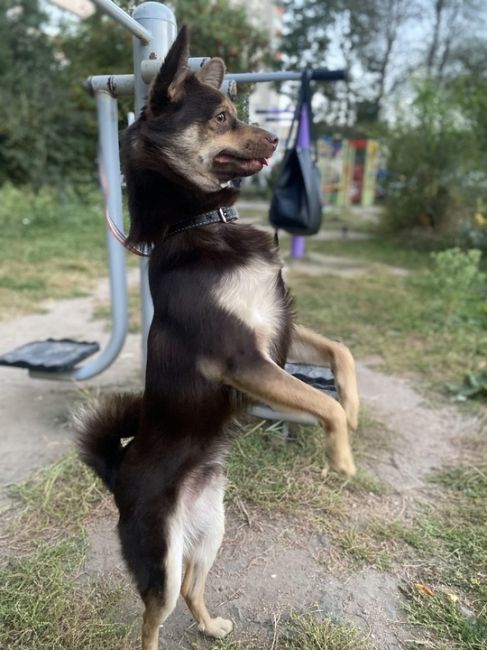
left=318, top=137, right=382, bottom=208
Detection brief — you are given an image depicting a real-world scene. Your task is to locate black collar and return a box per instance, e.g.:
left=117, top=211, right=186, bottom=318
left=166, top=207, right=239, bottom=238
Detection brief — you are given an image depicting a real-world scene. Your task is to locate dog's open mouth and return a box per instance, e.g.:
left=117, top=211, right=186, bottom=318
left=213, top=151, right=269, bottom=177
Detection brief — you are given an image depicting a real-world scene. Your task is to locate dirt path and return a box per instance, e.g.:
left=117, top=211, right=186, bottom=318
left=0, top=269, right=481, bottom=649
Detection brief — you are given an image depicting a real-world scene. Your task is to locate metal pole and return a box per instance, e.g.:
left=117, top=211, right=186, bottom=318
left=74, top=91, right=129, bottom=380
left=85, top=67, right=345, bottom=99
left=226, top=69, right=347, bottom=83
left=132, top=2, right=177, bottom=372
left=30, top=92, right=129, bottom=381
left=91, top=0, right=152, bottom=43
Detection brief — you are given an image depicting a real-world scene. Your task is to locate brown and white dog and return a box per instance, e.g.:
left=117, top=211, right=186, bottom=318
left=78, top=26, right=358, bottom=650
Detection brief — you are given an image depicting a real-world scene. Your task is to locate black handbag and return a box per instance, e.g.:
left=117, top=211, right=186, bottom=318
left=269, top=70, right=322, bottom=235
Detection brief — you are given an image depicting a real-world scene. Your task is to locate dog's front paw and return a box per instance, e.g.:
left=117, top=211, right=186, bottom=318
left=199, top=616, right=233, bottom=639
left=328, top=448, right=357, bottom=478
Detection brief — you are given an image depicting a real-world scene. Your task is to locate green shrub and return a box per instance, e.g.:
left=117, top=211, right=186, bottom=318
left=423, top=247, right=486, bottom=324
left=382, top=80, right=487, bottom=242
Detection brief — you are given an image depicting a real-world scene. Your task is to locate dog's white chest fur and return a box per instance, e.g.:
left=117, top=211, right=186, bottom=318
left=213, top=258, right=283, bottom=353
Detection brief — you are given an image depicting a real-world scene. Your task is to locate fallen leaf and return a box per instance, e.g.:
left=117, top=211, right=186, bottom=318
left=414, top=582, right=434, bottom=597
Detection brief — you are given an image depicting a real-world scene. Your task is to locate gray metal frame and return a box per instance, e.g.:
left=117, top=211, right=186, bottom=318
left=32, top=0, right=344, bottom=403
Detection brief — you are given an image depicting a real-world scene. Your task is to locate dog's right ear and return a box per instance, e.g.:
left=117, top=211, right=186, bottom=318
left=149, top=25, right=189, bottom=115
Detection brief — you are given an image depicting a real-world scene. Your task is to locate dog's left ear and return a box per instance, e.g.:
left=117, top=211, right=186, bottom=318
left=197, top=58, right=225, bottom=89
left=149, top=25, right=189, bottom=114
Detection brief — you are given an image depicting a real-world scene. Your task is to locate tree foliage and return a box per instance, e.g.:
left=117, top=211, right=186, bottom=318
left=279, top=0, right=487, bottom=124
left=0, top=0, right=89, bottom=187
left=382, top=78, right=487, bottom=242
left=1, top=0, right=270, bottom=189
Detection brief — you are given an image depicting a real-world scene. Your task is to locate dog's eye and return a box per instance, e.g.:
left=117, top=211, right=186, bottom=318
left=215, top=112, right=226, bottom=123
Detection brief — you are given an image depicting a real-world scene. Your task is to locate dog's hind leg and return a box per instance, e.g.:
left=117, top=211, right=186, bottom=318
left=139, top=523, right=184, bottom=650
left=181, top=478, right=233, bottom=639
left=288, top=325, right=359, bottom=431
left=218, top=352, right=356, bottom=476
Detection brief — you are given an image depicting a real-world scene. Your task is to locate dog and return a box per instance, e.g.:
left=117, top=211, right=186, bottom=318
left=77, top=26, right=359, bottom=650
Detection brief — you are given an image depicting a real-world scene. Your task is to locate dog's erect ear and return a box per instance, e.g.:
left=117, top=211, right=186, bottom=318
left=149, top=25, right=189, bottom=114
left=197, top=58, right=225, bottom=89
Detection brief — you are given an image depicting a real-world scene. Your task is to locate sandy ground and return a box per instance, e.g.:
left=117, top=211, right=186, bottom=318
left=0, top=260, right=481, bottom=649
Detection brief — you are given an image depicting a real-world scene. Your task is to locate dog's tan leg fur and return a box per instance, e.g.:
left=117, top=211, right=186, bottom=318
left=288, top=325, right=359, bottom=431
left=181, top=561, right=233, bottom=638
left=142, top=598, right=165, bottom=650
left=222, top=354, right=356, bottom=476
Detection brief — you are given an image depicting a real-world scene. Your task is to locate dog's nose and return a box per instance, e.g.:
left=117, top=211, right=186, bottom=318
left=265, top=132, right=279, bottom=146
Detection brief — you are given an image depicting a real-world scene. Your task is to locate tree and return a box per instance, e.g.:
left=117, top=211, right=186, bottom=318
left=279, top=0, right=487, bottom=125
left=422, top=0, right=486, bottom=81
left=0, top=0, right=88, bottom=187
left=1, top=0, right=270, bottom=189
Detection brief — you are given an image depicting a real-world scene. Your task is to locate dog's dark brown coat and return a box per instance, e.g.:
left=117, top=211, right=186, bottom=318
left=78, top=26, right=358, bottom=650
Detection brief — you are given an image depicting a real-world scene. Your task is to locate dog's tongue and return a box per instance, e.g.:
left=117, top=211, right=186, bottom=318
left=261, top=158, right=269, bottom=167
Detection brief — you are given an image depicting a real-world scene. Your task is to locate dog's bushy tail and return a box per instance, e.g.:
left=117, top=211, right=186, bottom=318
left=75, top=393, right=142, bottom=492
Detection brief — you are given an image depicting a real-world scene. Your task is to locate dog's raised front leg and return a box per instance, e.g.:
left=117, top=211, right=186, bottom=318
left=288, top=325, right=359, bottom=431
left=217, top=353, right=356, bottom=476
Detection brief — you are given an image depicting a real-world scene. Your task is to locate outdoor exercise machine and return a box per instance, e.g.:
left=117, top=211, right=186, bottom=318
left=0, top=0, right=347, bottom=423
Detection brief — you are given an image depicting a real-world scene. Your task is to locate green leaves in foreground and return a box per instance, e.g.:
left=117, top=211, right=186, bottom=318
left=449, top=368, right=487, bottom=401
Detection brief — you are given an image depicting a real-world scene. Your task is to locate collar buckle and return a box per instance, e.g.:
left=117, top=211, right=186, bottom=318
left=218, top=208, right=228, bottom=223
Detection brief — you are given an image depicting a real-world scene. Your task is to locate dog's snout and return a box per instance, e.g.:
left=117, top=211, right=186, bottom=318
left=265, top=132, right=279, bottom=147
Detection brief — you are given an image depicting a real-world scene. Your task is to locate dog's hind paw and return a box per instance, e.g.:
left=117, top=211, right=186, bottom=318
left=199, top=616, right=233, bottom=639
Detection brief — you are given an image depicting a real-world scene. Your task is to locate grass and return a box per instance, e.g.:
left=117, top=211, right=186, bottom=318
left=307, top=236, right=432, bottom=270
left=9, top=453, right=106, bottom=541
left=0, top=453, right=134, bottom=650
left=0, top=184, right=113, bottom=319
left=187, top=613, right=370, bottom=650
left=403, top=587, right=487, bottom=650
left=227, top=419, right=345, bottom=521
left=279, top=612, right=370, bottom=650
left=0, top=539, right=133, bottom=650
left=343, top=460, right=487, bottom=649
left=227, top=413, right=389, bottom=528
left=289, top=268, right=486, bottom=394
